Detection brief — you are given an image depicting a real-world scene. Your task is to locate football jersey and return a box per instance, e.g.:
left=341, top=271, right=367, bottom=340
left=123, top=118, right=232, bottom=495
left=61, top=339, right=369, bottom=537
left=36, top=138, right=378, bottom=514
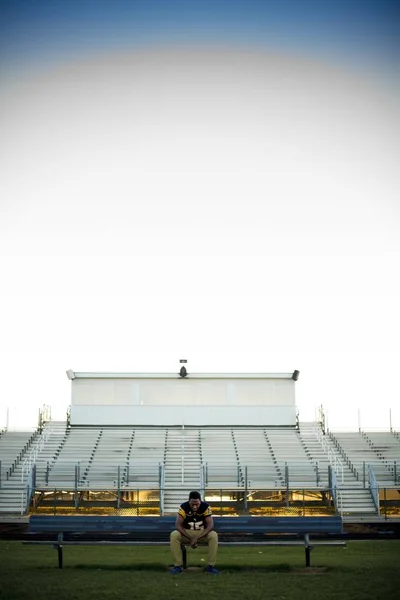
left=178, top=501, right=212, bottom=530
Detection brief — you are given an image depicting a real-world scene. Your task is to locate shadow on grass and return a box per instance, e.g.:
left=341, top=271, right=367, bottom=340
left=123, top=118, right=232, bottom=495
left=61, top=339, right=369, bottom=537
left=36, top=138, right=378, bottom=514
left=70, top=562, right=319, bottom=573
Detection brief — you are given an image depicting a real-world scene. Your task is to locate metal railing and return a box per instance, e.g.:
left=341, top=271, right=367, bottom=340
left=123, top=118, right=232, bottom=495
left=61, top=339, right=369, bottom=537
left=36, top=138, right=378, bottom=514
left=314, top=425, right=344, bottom=482
left=159, top=463, right=165, bottom=515
left=0, top=430, right=39, bottom=486
left=368, top=465, right=380, bottom=515
left=1, top=482, right=399, bottom=518
left=330, top=466, right=338, bottom=509
left=21, top=424, right=53, bottom=483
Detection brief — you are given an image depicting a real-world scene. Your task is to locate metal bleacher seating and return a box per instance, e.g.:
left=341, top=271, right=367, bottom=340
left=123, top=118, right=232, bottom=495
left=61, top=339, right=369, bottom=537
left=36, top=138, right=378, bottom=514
left=34, top=426, right=167, bottom=490
left=329, top=430, right=399, bottom=486
left=0, top=429, right=37, bottom=481
left=126, top=428, right=166, bottom=488
left=44, top=428, right=100, bottom=489
left=231, top=428, right=282, bottom=488
left=83, top=428, right=133, bottom=488
left=265, top=428, right=319, bottom=487
left=201, top=428, right=242, bottom=487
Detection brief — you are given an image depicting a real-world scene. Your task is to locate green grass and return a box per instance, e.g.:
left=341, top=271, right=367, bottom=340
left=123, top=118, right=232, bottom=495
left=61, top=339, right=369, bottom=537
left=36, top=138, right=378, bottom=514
left=0, top=541, right=399, bottom=600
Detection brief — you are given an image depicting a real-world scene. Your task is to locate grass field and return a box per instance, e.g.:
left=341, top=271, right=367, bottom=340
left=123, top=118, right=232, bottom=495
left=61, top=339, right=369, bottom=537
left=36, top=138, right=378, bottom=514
left=0, top=540, right=399, bottom=600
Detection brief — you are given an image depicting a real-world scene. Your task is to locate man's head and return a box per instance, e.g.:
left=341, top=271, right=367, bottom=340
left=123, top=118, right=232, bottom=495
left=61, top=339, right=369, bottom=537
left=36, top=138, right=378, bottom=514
left=188, top=490, right=201, bottom=512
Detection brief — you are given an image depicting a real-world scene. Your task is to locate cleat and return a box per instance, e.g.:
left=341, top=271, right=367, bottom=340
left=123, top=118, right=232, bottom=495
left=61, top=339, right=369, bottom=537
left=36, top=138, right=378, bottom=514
left=205, top=565, right=220, bottom=575
left=169, top=566, right=184, bottom=574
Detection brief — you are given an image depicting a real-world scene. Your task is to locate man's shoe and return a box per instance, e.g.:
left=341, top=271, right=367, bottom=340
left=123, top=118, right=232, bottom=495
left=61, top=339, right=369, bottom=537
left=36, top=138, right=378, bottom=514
left=205, top=565, right=220, bottom=575
left=169, top=566, right=184, bottom=575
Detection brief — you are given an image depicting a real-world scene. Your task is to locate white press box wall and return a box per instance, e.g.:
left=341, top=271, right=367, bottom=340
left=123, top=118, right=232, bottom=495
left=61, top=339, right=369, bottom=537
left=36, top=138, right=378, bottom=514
left=68, top=373, right=297, bottom=426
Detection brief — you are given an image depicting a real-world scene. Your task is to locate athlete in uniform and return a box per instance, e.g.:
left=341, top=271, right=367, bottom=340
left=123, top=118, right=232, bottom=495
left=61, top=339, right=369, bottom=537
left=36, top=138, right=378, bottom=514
left=169, top=490, right=220, bottom=574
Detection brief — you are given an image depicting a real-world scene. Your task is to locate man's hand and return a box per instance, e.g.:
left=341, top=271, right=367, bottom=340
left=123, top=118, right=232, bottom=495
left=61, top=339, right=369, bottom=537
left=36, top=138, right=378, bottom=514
left=190, top=536, right=199, bottom=548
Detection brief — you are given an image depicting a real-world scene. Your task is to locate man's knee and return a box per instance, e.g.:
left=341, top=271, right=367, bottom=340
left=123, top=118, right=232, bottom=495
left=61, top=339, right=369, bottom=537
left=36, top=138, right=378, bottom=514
left=207, top=531, right=218, bottom=543
left=170, top=530, right=181, bottom=543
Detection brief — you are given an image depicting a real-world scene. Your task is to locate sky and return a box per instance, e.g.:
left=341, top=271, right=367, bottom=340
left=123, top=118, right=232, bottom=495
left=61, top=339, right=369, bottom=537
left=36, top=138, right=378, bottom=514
left=0, top=1, right=399, bottom=431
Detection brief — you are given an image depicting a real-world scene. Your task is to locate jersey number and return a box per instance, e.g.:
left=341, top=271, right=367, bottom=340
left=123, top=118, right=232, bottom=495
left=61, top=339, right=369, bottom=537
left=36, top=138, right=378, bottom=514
left=188, top=522, right=204, bottom=531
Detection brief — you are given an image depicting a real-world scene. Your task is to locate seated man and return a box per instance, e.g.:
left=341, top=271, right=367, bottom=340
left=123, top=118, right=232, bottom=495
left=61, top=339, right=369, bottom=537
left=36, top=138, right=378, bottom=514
left=169, top=490, right=219, bottom=574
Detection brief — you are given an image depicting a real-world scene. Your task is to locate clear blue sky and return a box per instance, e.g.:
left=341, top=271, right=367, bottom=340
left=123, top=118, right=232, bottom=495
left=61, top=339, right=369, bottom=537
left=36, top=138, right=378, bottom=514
left=1, top=0, right=399, bottom=78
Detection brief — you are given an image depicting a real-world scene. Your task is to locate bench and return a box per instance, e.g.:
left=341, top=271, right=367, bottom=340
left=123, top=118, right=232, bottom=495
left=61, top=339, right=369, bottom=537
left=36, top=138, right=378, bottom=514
left=24, top=515, right=346, bottom=568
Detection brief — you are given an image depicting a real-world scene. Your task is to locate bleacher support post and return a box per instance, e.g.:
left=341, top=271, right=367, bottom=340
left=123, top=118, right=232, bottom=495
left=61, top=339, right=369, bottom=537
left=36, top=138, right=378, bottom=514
left=285, top=463, right=289, bottom=507
left=305, top=534, right=311, bottom=567
left=117, top=466, right=121, bottom=508
left=57, top=533, right=63, bottom=568
left=383, top=487, right=387, bottom=520
left=74, top=465, right=79, bottom=509
left=244, top=466, right=248, bottom=513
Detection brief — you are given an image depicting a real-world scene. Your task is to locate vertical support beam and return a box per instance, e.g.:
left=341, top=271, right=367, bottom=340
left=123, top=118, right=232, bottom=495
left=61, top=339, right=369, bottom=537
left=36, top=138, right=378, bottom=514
left=74, top=464, right=79, bottom=510
left=181, top=544, right=187, bottom=569
left=384, top=487, right=387, bottom=521
left=244, top=466, right=248, bottom=514
left=117, top=466, right=121, bottom=509
left=285, top=464, right=289, bottom=507
left=304, top=534, right=311, bottom=567
left=57, top=533, right=63, bottom=568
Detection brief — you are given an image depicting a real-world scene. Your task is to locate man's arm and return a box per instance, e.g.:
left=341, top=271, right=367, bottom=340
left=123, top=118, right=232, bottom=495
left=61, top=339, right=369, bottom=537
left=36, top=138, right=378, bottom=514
left=197, top=515, right=214, bottom=540
left=175, top=513, right=191, bottom=540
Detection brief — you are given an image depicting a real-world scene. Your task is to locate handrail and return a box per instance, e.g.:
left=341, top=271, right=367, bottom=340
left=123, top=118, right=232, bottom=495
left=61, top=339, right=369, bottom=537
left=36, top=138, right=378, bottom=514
left=21, top=424, right=53, bottom=482
left=159, top=463, right=165, bottom=515
left=330, top=468, right=339, bottom=513
left=368, top=464, right=380, bottom=515
left=200, top=463, right=205, bottom=498
left=181, top=432, right=184, bottom=485
left=314, top=425, right=344, bottom=483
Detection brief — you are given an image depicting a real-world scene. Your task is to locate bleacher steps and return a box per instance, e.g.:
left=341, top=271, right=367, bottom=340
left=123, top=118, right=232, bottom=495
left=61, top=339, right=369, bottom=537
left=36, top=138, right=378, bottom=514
left=299, top=422, right=379, bottom=516
left=163, top=428, right=202, bottom=514
left=0, top=487, right=28, bottom=515
left=336, top=488, right=378, bottom=516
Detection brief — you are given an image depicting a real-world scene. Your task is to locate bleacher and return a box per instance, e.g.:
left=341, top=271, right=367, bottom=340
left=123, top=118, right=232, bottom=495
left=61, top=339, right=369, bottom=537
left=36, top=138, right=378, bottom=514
left=265, top=428, right=319, bottom=487
left=232, top=428, right=281, bottom=488
left=127, top=428, right=166, bottom=488
left=329, top=430, right=399, bottom=486
left=1, top=421, right=399, bottom=517
left=201, top=428, right=242, bottom=487
left=0, top=429, right=37, bottom=481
